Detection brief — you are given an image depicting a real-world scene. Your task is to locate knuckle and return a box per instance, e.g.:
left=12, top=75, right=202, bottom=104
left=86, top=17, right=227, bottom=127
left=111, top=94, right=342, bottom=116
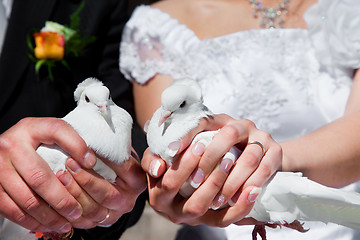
left=184, top=202, right=207, bottom=218
left=221, top=125, right=240, bottom=141
left=101, top=188, right=121, bottom=207
left=28, top=169, right=49, bottom=189
left=161, top=177, right=178, bottom=192
left=23, top=195, right=41, bottom=212
left=243, top=152, right=260, bottom=168
left=259, top=164, right=272, bottom=179
left=241, top=119, right=256, bottom=129
left=54, top=196, right=73, bottom=213
left=12, top=211, right=28, bottom=225
left=121, top=198, right=136, bottom=213
left=80, top=175, right=96, bottom=189
left=208, top=178, right=224, bottom=191
left=47, top=119, right=67, bottom=136
left=168, top=215, right=184, bottom=225
left=0, top=135, right=14, bottom=152
left=148, top=195, right=166, bottom=213
left=84, top=206, right=103, bottom=219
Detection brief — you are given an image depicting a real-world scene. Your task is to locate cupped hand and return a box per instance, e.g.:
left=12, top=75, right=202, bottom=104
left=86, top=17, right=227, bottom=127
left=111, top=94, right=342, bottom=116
left=58, top=149, right=147, bottom=229
left=0, top=117, right=97, bottom=233
left=141, top=114, right=282, bottom=226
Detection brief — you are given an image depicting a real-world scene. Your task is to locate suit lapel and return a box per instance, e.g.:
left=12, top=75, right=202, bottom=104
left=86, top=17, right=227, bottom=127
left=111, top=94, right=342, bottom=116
left=0, top=0, right=57, bottom=112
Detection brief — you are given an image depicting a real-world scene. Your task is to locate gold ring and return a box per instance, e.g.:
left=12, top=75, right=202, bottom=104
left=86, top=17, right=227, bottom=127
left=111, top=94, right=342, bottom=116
left=247, top=141, right=265, bottom=158
left=59, top=227, right=74, bottom=239
left=97, top=209, right=110, bottom=224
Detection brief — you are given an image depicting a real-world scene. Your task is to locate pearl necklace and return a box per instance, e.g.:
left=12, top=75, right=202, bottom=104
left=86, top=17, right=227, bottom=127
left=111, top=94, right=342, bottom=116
left=248, top=0, right=291, bottom=28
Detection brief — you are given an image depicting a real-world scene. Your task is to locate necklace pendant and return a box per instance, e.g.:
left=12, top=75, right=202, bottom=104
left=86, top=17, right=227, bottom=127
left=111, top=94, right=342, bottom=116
left=249, top=0, right=291, bottom=29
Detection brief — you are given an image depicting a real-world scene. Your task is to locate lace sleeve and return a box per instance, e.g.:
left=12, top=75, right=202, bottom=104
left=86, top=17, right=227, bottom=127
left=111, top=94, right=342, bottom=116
left=305, top=0, right=360, bottom=77
left=119, top=6, right=193, bottom=85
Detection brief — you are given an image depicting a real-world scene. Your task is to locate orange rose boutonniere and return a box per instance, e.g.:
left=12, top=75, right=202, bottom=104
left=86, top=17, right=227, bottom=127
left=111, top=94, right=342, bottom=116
left=27, top=1, right=95, bottom=81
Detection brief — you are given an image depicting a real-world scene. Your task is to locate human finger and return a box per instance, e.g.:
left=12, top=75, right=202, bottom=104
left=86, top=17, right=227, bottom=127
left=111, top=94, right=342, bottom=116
left=65, top=158, right=123, bottom=226
left=184, top=185, right=260, bottom=227
left=147, top=143, right=204, bottom=215
left=7, top=144, right=83, bottom=222
left=0, top=163, right=73, bottom=233
left=242, top=140, right=282, bottom=190
left=165, top=115, right=224, bottom=158
left=141, top=148, right=167, bottom=178
left=0, top=184, right=50, bottom=233
left=218, top=133, right=281, bottom=207
left=66, top=153, right=146, bottom=226
left=56, top=170, right=105, bottom=229
left=23, top=117, right=97, bottom=169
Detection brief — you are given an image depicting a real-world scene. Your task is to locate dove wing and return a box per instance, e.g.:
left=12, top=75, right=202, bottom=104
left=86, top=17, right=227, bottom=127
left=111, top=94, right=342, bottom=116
left=249, top=172, right=360, bottom=229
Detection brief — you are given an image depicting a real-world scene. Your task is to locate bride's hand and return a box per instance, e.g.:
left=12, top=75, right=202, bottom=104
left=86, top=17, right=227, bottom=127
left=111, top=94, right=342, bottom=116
left=141, top=114, right=282, bottom=226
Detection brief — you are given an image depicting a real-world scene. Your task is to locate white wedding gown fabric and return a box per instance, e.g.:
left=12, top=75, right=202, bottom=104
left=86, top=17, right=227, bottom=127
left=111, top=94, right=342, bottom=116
left=120, top=0, right=360, bottom=239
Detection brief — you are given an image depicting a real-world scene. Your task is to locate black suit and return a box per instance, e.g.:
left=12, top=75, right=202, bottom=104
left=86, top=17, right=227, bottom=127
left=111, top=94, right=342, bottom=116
left=0, top=0, right=147, bottom=239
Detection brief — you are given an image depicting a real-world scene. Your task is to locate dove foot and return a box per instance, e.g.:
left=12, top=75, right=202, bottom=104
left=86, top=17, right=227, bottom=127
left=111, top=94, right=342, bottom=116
left=281, top=220, right=309, bottom=233
left=252, top=225, right=267, bottom=240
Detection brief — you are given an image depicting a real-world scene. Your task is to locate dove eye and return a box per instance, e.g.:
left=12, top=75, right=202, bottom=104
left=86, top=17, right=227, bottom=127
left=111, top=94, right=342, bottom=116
left=180, top=101, right=186, bottom=108
left=85, top=95, right=90, bottom=103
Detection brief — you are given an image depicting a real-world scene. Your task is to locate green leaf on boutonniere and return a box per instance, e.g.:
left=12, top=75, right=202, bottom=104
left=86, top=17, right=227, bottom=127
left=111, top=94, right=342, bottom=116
left=27, top=0, right=96, bottom=82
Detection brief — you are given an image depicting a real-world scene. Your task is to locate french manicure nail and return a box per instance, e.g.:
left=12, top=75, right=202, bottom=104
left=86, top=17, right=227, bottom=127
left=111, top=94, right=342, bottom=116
left=248, top=187, right=262, bottom=203
left=58, top=171, right=72, bottom=187
left=220, top=158, right=234, bottom=173
left=211, top=194, right=225, bottom=210
left=192, top=142, right=205, bottom=156
left=67, top=159, right=81, bottom=173
left=150, top=159, right=161, bottom=177
left=165, top=141, right=181, bottom=157
left=84, top=151, right=96, bottom=168
left=190, top=168, right=205, bottom=188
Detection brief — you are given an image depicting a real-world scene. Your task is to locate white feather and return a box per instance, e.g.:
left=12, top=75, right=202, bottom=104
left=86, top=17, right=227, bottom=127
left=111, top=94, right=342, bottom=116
left=38, top=77, right=133, bottom=182
left=146, top=78, right=212, bottom=165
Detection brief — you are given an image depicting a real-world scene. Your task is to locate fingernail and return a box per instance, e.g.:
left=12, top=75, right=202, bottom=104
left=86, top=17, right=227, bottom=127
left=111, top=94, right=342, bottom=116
left=192, top=142, right=205, bottom=156
left=248, top=187, right=262, bottom=203
left=84, top=151, right=96, bottom=168
left=229, top=190, right=241, bottom=207
left=220, top=158, right=234, bottom=173
left=150, top=159, right=161, bottom=177
left=59, top=223, right=72, bottom=233
left=58, top=171, right=72, bottom=187
left=165, top=141, right=181, bottom=157
left=67, top=159, right=81, bottom=173
left=68, top=207, right=82, bottom=220
left=190, top=168, right=205, bottom=188
left=211, top=194, right=225, bottom=210
left=144, top=120, right=150, bottom=133
left=131, top=150, right=140, bottom=162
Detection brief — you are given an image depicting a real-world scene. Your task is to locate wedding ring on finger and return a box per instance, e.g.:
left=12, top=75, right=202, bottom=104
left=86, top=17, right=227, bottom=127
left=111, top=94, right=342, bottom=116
left=97, top=209, right=110, bottom=225
left=247, top=141, right=265, bottom=158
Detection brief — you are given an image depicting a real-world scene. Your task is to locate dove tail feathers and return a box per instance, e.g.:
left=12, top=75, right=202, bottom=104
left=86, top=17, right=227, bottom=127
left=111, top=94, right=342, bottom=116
left=250, top=172, right=360, bottom=230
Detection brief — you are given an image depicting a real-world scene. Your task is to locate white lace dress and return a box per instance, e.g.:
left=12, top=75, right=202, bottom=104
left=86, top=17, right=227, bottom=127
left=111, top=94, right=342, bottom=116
left=120, top=1, right=360, bottom=239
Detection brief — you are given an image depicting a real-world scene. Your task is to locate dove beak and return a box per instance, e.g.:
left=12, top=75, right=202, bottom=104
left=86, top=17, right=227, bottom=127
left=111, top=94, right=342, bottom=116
left=98, top=104, right=108, bottom=115
left=158, top=110, right=172, bottom=127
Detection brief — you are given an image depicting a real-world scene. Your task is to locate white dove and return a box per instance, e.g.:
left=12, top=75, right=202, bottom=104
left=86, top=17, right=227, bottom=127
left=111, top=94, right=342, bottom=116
left=0, top=78, right=133, bottom=240
left=37, top=77, right=133, bottom=182
left=146, top=77, right=360, bottom=237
